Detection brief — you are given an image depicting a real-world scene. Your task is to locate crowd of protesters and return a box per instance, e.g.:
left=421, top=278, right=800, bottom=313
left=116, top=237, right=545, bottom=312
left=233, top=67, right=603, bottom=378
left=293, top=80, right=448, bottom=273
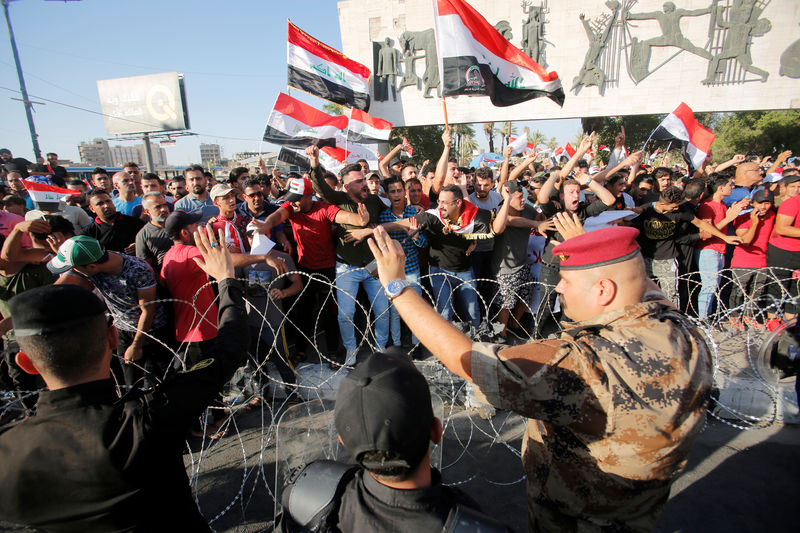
left=0, top=133, right=798, bottom=530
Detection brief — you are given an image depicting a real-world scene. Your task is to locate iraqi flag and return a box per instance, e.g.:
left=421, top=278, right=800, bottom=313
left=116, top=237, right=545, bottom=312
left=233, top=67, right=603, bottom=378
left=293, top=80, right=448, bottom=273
left=347, top=108, right=392, bottom=144
left=263, top=92, right=349, bottom=149
left=650, top=102, right=715, bottom=173
left=433, top=0, right=564, bottom=107
left=425, top=200, right=480, bottom=234
left=287, top=21, right=371, bottom=111
left=23, top=179, right=79, bottom=212
left=508, top=136, right=534, bottom=156
left=277, top=145, right=348, bottom=174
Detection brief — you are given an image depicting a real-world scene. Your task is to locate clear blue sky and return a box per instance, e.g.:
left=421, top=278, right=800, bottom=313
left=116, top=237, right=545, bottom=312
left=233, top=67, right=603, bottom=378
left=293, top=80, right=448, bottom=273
left=0, top=0, right=580, bottom=166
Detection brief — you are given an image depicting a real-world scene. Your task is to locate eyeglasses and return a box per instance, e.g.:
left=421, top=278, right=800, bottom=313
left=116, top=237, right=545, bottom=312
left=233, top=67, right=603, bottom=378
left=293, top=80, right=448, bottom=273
left=246, top=191, right=264, bottom=199
left=438, top=199, right=458, bottom=206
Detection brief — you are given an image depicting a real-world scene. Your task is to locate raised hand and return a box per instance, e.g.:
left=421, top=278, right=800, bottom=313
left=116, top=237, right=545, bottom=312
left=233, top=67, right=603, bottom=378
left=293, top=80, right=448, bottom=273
left=305, top=145, right=320, bottom=168
left=192, top=224, right=235, bottom=281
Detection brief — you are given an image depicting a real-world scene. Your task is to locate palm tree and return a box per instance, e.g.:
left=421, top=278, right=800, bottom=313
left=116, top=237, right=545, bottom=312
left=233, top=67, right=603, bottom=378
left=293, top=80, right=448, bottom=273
left=499, top=121, right=517, bottom=151
left=572, top=132, right=586, bottom=147
left=528, top=130, right=546, bottom=151
left=483, top=122, right=496, bottom=154
left=322, top=102, right=345, bottom=116
left=547, top=137, right=559, bottom=150
left=452, top=123, right=476, bottom=164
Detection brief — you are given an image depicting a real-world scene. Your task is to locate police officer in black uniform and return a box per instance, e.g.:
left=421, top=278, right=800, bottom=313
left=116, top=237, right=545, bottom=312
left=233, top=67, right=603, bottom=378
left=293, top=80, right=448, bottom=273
left=278, top=348, right=510, bottom=532
left=0, top=225, right=244, bottom=532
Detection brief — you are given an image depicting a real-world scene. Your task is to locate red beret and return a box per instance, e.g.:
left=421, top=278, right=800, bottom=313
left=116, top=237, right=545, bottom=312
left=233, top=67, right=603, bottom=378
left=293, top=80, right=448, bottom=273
left=552, top=226, right=641, bottom=270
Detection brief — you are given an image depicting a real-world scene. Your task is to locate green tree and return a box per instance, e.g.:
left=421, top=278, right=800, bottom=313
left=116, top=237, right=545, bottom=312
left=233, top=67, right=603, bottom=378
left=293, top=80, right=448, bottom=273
left=322, top=102, right=345, bottom=115
left=499, top=121, right=517, bottom=150
left=452, top=123, right=477, bottom=165
left=547, top=137, right=558, bottom=150
left=572, top=131, right=586, bottom=147
left=483, top=122, right=496, bottom=154
left=528, top=130, right=546, bottom=149
left=389, top=125, right=445, bottom=165
left=711, top=111, right=800, bottom=160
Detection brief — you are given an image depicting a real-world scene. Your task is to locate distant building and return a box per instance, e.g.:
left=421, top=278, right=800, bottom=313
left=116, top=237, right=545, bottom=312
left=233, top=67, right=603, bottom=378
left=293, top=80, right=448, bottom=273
left=200, top=143, right=222, bottom=166
left=109, top=143, right=168, bottom=168
left=78, top=138, right=112, bottom=167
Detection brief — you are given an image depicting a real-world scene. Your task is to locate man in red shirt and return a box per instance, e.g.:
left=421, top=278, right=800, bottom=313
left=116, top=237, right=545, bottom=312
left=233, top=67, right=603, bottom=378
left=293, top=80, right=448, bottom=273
left=694, top=176, right=748, bottom=318
left=730, top=188, right=775, bottom=329
left=256, top=177, right=368, bottom=365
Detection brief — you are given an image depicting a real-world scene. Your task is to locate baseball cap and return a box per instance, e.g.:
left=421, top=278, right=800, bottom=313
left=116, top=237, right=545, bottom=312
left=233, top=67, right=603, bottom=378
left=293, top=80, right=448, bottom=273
left=210, top=183, right=234, bottom=201
left=9, top=284, right=106, bottom=337
left=164, top=209, right=203, bottom=239
left=504, top=180, right=523, bottom=194
left=763, top=172, right=783, bottom=184
left=47, top=235, right=104, bottom=274
left=782, top=174, right=800, bottom=186
left=284, top=177, right=314, bottom=202
left=334, top=349, right=433, bottom=470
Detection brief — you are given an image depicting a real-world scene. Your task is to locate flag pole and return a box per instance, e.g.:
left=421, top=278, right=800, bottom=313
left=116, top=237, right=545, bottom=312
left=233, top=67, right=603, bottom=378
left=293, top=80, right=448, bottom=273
left=442, top=97, right=449, bottom=130
left=345, top=106, right=352, bottom=162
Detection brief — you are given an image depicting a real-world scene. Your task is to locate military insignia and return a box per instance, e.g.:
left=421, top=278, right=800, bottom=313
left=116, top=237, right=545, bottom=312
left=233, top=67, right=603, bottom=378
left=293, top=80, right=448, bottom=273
left=559, top=253, right=569, bottom=261
left=181, top=358, right=215, bottom=373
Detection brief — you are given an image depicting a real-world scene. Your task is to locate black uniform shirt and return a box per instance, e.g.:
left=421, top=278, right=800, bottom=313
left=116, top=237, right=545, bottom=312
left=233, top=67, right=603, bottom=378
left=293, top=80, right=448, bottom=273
left=0, top=279, right=247, bottom=532
left=79, top=213, right=145, bottom=253
left=336, top=468, right=481, bottom=533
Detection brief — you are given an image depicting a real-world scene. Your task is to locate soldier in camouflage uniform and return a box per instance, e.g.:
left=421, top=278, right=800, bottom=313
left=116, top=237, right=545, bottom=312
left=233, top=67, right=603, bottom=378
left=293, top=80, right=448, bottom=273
left=366, top=218, right=712, bottom=532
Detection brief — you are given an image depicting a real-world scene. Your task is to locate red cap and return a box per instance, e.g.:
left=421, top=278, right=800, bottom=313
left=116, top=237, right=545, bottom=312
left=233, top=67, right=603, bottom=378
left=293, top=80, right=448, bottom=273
left=284, top=177, right=314, bottom=202
left=552, top=226, right=641, bottom=270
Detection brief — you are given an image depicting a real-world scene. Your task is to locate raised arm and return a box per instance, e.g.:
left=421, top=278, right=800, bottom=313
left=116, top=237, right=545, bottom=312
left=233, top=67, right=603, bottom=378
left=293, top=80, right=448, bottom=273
left=574, top=169, right=616, bottom=206
left=379, top=144, right=404, bottom=179
left=498, top=144, right=512, bottom=189
left=559, top=132, right=596, bottom=180
left=0, top=221, right=53, bottom=263
left=432, top=129, right=452, bottom=195
left=767, top=150, right=792, bottom=175
left=491, top=185, right=512, bottom=234
left=305, top=145, right=338, bottom=202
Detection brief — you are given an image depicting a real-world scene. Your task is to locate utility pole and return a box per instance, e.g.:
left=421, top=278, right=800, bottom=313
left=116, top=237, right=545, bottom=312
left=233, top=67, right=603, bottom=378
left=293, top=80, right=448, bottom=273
left=2, top=0, right=41, bottom=161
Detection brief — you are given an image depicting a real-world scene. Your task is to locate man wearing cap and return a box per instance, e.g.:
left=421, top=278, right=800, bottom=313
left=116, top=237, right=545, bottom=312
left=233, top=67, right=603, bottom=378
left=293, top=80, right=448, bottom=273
left=161, top=210, right=288, bottom=362
left=729, top=187, right=775, bottom=329
left=174, top=164, right=219, bottom=223
left=209, top=182, right=250, bottom=252
left=0, top=227, right=246, bottom=531
left=278, top=350, right=503, bottom=532
left=365, top=219, right=712, bottom=533
left=80, top=189, right=145, bottom=255
left=257, top=175, right=369, bottom=365
left=306, top=145, right=394, bottom=363
left=50, top=235, right=171, bottom=387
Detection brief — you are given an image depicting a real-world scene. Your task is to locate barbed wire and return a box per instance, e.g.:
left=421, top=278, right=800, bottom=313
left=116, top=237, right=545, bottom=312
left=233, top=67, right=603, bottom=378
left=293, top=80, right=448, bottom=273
left=1, top=266, right=797, bottom=531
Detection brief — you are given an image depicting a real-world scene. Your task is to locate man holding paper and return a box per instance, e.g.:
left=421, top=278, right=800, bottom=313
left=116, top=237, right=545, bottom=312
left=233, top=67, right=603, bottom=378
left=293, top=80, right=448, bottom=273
left=255, top=177, right=369, bottom=366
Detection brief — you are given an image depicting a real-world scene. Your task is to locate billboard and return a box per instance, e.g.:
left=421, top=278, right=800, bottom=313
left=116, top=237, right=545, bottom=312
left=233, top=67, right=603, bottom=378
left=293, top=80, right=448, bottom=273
left=97, top=72, right=190, bottom=135
left=337, top=0, right=800, bottom=126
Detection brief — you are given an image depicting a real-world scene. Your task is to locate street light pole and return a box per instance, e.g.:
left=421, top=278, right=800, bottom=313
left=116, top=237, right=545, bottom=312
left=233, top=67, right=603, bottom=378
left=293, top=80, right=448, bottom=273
left=2, top=0, right=41, bottom=161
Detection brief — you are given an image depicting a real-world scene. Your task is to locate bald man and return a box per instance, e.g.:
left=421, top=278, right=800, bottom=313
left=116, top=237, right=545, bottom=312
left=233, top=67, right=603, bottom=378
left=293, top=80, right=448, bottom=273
left=365, top=216, right=712, bottom=532
left=724, top=161, right=764, bottom=207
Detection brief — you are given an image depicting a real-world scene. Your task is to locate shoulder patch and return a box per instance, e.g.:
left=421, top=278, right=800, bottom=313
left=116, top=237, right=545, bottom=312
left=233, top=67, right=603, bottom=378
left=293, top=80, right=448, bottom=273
left=181, top=358, right=215, bottom=373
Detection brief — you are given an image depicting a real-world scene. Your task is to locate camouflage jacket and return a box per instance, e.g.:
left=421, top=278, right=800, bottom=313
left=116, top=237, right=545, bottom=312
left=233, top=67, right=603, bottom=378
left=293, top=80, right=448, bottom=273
left=471, top=301, right=712, bottom=526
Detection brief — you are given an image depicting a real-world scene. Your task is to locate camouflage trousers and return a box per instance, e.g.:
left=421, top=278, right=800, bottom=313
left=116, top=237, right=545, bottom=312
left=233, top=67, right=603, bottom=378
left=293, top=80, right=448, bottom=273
left=528, top=498, right=662, bottom=533
left=644, top=257, right=678, bottom=305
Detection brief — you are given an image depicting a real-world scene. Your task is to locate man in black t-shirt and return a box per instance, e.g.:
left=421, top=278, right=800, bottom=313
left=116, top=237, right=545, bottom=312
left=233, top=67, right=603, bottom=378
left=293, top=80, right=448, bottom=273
left=80, top=189, right=144, bottom=255
left=634, top=186, right=741, bottom=304
left=0, top=148, right=31, bottom=178
left=377, top=184, right=511, bottom=331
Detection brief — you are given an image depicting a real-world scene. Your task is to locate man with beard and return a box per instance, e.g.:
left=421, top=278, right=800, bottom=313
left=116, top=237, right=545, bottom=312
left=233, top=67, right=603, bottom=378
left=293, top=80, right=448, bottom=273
left=469, top=167, right=504, bottom=308
left=135, top=192, right=172, bottom=272
left=0, top=148, right=31, bottom=178
left=80, top=190, right=144, bottom=255
left=167, top=176, right=188, bottom=201
left=257, top=176, right=369, bottom=365
left=174, top=165, right=219, bottom=223
left=306, top=145, right=392, bottom=365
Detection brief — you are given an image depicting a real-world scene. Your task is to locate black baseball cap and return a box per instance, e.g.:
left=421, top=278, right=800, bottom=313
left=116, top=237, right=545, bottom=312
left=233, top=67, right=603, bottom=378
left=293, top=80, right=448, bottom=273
left=334, top=349, right=433, bottom=470
left=782, top=174, right=800, bottom=186
left=164, top=209, right=203, bottom=239
left=9, top=284, right=106, bottom=337
left=504, top=180, right=523, bottom=194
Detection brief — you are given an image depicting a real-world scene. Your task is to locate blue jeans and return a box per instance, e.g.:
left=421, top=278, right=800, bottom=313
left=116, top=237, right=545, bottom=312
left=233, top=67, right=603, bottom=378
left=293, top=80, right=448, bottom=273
left=389, top=271, right=422, bottom=345
left=429, top=265, right=480, bottom=328
left=335, top=262, right=390, bottom=350
left=695, top=248, right=724, bottom=319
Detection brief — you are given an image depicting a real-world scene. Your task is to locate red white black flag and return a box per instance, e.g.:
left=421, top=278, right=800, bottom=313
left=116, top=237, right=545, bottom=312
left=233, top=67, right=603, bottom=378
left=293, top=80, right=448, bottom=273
left=287, top=21, right=371, bottom=111
left=263, top=92, right=348, bottom=149
left=433, top=0, right=564, bottom=107
left=346, top=108, right=392, bottom=144
left=650, top=102, right=715, bottom=173
left=23, top=179, right=79, bottom=212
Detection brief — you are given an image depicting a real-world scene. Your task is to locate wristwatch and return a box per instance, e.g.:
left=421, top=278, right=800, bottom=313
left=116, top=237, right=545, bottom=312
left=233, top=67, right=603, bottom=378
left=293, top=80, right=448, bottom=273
left=385, top=279, right=412, bottom=300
